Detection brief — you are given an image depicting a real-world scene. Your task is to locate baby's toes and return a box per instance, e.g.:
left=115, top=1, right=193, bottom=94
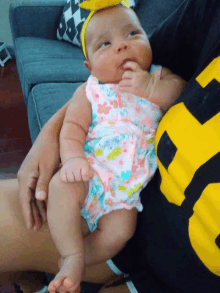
left=63, top=277, right=80, bottom=291
left=47, top=281, right=55, bottom=292
left=48, top=277, right=65, bottom=292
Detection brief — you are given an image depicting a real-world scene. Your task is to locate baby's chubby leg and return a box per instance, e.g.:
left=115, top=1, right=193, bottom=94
left=47, top=170, right=88, bottom=293
left=84, top=208, right=138, bottom=266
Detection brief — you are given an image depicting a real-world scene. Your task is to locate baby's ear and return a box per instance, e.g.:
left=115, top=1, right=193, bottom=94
left=84, top=60, right=91, bottom=72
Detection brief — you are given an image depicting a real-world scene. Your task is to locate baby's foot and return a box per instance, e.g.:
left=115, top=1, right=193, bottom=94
left=48, top=254, right=84, bottom=293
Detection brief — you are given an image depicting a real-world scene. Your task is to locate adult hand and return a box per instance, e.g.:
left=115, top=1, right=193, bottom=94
left=17, top=128, right=60, bottom=231
left=118, top=61, right=151, bottom=98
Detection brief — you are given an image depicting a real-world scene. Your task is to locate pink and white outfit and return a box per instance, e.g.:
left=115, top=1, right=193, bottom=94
left=81, top=65, right=163, bottom=231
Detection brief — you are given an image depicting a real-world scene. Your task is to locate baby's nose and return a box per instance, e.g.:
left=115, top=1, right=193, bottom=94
left=116, top=41, right=128, bottom=53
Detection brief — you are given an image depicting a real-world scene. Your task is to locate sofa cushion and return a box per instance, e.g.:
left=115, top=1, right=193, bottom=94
left=27, top=82, right=82, bottom=143
left=57, top=0, right=139, bottom=47
left=15, top=37, right=89, bottom=104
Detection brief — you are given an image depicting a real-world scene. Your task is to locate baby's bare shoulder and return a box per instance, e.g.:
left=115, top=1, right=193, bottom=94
left=68, top=82, right=87, bottom=104
left=74, top=82, right=87, bottom=96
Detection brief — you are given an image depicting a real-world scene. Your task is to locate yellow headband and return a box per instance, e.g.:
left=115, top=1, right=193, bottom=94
left=79, top=0, right=130, bottom=59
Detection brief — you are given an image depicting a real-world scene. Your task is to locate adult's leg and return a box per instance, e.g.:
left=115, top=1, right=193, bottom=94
left=0, top=179, right=116, bottom=283
left=0, top=178, right=60, bottom=274
left=98, top=284, right=130, bottom=293
left=0, top=271, right=47, bottom=293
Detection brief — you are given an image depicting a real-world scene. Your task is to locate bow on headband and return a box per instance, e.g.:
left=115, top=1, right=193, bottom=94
left=79, top=0, right=125, bottom=10
left=79, top=0, right=130, bottom=59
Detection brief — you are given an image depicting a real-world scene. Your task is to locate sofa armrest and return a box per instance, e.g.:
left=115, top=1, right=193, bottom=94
left=9, top=0, right=66, bottom=45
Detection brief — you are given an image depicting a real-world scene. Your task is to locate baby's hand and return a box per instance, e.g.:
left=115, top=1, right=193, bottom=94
left=118, top=61, right=151, bottom=98
left=60, top=157, right=94, bottom=183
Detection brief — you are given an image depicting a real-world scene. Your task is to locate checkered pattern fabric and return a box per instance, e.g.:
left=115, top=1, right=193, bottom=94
left=57, top=0, right=139, bottom=47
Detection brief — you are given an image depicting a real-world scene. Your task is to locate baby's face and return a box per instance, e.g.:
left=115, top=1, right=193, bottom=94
left=84, top=5, right=152, bottom=84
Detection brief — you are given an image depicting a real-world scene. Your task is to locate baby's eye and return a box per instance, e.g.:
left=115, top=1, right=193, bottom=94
left=127, top=30, right=138, bottom=37
left=100, top=41, right=110, bottom=48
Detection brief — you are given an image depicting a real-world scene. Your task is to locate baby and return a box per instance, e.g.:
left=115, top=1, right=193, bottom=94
left=47, top=1, right=187, bottom=292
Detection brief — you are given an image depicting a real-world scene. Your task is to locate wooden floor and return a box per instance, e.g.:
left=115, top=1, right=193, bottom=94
left=0, top=59, right=32, bottom=179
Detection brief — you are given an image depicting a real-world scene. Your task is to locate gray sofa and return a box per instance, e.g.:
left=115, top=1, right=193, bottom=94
left=9, top=0, right=184, bottom=144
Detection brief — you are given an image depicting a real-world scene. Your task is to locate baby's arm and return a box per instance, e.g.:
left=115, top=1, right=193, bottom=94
left=60, top=82, right=94, bottom=182
left=119, top=61, right=187, bottom=110
left=146, top=67, right=187, bottom=110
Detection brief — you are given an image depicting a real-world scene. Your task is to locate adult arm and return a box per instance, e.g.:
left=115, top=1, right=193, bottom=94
left=146, top=67, right=187, bottom=110
left=18, top=96, right=72, bottom=231
left=149, top=0, right=217, bottom=81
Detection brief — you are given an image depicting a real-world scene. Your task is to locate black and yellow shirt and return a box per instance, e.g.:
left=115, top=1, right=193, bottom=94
left=112, top=0, right=220, bottom=292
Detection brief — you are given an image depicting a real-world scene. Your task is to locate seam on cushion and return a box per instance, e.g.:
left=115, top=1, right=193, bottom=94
left=23, top=62, right=31, bottom=100
left=16, top=48, right=29, bottom=102
left=15, top=4, right=65, bottom=8
left=32, top=87, right=43, bottom=131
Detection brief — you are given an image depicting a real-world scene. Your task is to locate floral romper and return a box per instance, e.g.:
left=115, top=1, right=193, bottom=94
left=81, top=65, right=163, bottom=232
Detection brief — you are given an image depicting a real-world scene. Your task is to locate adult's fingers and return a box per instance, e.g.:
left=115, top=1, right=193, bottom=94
left=35, top=164, right=59, bottom=201
left=31, top=196, right=43, bottom=231
left=19, top=185, right=35, bottom=230
left=36, top=200, right=47, bottom=225
left=18, top=169, right=40, bottom=229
